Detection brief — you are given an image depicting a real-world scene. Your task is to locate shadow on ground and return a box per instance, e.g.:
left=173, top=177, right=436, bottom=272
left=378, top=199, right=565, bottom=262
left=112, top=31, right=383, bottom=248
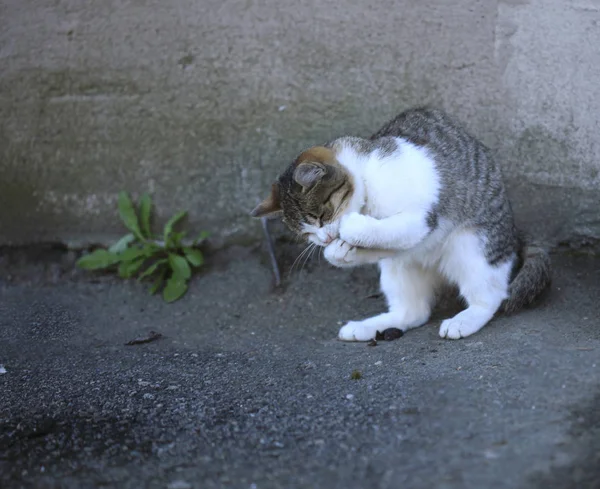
left=0, top=244, right=599, bottom=489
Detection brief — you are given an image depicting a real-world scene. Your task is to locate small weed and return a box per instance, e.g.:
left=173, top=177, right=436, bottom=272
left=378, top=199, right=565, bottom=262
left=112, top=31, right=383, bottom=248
left=77, top=191, right=209, bottom=302
left=350, top=370, right=362, bottom=380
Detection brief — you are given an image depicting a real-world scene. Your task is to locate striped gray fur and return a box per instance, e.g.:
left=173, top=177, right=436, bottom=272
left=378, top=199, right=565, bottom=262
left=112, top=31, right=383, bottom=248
left=326, top=136, right=399, bottom=158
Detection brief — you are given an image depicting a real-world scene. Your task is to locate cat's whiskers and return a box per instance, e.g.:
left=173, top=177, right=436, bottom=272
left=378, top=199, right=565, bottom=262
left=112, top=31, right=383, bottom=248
left=300, top=242, right=319, bottom=272
left=289, top=243, right=314, bottom=274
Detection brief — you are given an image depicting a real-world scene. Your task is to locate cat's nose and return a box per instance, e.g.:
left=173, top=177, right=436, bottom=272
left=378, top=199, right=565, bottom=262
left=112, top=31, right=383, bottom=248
left=324, top=234, right=334, bottom=245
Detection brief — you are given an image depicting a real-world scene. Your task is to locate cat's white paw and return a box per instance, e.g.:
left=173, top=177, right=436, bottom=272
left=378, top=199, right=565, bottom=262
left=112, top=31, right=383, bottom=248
left=439, top=317, right=472, bottom=340
left=339, top=212, right=373, bottom=247
left=338, top=321, right=376, bottom=341
left=324, top=239, right=358, bottom=267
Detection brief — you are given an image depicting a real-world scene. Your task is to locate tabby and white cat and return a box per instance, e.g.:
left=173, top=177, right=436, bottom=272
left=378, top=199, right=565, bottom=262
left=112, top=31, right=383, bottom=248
left=252, top=108, right=551, bottom=341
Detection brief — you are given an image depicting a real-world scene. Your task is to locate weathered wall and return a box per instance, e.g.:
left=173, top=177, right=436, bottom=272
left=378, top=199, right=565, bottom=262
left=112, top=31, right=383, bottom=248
left=1, top=0, right=599, bottom=248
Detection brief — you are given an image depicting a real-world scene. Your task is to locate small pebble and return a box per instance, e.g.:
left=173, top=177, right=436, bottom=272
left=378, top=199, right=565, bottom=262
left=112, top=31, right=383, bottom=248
left=483, top=449, right=499, bottom=460
left=299, top=360, right=317, bottom=370
left=346, top=394, right=354, bottom=400
left=167, top=481, right=192, bottom=489
left=374, top=361, right=383, bottom=366
left=367, top=339, right=377, bottom=347
left=0, top=365, right=6, bottom=375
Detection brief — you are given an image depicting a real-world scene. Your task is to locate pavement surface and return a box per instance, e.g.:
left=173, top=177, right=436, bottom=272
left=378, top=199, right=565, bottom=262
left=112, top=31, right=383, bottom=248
left=1, top=243, right=599, bottom=489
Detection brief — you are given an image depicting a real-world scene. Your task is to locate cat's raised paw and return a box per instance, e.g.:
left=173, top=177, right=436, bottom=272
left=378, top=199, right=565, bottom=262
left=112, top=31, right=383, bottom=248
left=338, top=321, right=376, bottom=342
left=339, top=212, right=373, bottom=247
left=324, top=239, right=358, bottom=268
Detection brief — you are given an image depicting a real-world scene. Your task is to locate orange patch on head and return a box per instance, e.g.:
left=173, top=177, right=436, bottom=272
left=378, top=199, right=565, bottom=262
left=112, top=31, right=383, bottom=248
left=294, top=146, right=337, bottom=166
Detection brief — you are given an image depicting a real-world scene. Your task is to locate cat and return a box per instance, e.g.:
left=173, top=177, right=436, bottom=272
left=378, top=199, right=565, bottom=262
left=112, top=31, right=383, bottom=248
left=251, top=107, right=551, bottom=341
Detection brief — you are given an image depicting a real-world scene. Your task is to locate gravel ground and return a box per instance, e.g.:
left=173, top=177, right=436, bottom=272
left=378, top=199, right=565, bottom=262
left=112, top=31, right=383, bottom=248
left=1, top=244, right=599, bottom=489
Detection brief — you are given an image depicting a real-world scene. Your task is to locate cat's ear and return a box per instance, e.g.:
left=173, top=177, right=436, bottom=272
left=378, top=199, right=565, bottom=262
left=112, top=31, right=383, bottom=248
left=293, top=162, right=327, bottom=190
left=250, top=183, right=282, bottom=218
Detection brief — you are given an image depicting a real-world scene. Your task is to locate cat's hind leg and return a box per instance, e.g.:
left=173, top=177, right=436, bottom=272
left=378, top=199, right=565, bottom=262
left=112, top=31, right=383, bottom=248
left=338, top=258, right=439, bottom=341
left=438, top=229, right=513, bottom=339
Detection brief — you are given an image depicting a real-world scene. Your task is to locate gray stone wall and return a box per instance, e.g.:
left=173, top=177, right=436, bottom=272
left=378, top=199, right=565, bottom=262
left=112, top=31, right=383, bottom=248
left=1, top=0, right=598, bottom=248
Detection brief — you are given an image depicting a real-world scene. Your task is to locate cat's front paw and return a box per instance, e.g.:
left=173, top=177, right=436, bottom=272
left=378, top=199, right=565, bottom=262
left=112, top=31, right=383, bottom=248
left=339, top=212, right=374, bottom=247
left=439, top=317, right=471, bottom=340
left=338, top=321, right=376, bottom=341
left=323, top=239, right=358, bottom=268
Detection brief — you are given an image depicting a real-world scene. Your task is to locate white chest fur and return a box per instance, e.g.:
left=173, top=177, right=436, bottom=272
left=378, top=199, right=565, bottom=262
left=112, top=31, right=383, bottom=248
left=356, top=139, right=441, bottom=219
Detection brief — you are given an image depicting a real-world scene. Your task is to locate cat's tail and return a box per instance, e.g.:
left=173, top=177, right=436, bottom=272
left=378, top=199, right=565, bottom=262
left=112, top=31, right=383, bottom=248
left=501, top=240, right=552, bottom=314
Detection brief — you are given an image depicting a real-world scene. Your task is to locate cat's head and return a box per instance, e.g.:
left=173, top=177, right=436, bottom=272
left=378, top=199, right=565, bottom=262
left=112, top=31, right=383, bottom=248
left=251, top=146, right=354, bottom=246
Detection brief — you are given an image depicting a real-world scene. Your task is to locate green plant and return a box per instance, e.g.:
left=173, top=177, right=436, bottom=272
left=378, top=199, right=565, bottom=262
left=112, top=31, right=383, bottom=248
left=77, top=191, right=209, bottom=302
left=350, top=370, right=362, bottom=380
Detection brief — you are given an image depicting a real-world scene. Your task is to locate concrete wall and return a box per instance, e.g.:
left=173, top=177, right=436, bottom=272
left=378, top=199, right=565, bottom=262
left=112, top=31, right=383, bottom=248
left=1, top=0, right=599, bottom=248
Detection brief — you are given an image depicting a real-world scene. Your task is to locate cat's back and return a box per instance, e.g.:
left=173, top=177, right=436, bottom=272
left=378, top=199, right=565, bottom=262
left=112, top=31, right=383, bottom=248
left=370, top=107, right=517, bottom=249
left=369, top=107, right=482, bottom=156
left=373, top=106, right=507, bottom=216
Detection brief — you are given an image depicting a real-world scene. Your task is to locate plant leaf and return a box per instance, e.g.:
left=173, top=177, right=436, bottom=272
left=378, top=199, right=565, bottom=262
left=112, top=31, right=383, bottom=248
left=170, top=231, right=187, bottom=247
left=139, top=194, right=152, bottom=238
left=163, top=210, right=187, bottom=243
left=129, top=259, right=146, bottom=276
left=194, top=230, right=210, bottom=245
left=118, top=191, right=143, bottom=239
left=118, top=257, right=146, bottom=278
left=183, top=248, right=204, bottom=267
left=76, top=249, right=121, bottom=270
left=138, top=259, right=168, bottom=281
left=162, top=275, right=188, bottom=303
left=168, top=254, right=191, bottom=279
left=108, top=233, right=136, bottom=254
left=149, top=272, right=166, bottom=295
left=118, top=247, right=147, bottom=262
left=142, top=242, right=162, bottom=255
left=167, top=231, right=187, bottom=250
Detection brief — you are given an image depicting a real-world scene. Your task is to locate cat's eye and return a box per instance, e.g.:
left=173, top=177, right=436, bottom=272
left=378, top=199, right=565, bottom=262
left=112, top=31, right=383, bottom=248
left=306, top=213, right=323, bottom=225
